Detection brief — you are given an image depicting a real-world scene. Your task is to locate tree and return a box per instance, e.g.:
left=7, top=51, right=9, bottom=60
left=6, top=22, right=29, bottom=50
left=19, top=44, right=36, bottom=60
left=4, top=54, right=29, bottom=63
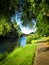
left=0, top=0, right=49, bottom=36
left=0, top=0, right=20, bottom=18
left=20, top=0, right=49, bottom=36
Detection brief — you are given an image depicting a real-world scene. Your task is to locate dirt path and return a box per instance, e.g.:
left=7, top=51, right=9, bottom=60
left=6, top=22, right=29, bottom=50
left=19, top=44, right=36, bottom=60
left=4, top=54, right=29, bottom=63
left=33, top=42, right=49, bottom=65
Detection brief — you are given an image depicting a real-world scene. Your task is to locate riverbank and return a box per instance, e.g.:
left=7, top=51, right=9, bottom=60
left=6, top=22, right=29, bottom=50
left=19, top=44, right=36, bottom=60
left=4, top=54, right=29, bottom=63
left=0, top=43, right=36, bottom=65
left=0, top=36, right=49, bottom=65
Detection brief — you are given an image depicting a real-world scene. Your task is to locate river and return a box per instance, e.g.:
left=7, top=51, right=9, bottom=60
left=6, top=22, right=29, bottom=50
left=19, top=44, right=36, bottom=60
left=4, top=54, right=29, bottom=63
left=0, top=36, right=26, bottom=53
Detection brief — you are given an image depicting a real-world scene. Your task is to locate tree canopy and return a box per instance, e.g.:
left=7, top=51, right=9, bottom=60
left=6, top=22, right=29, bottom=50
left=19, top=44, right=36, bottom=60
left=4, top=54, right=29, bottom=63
left=0, top=0, right=49, bottom=36
left=20, top=0, right=49, bottom=36
left=0, top=0, right=20, bottom=18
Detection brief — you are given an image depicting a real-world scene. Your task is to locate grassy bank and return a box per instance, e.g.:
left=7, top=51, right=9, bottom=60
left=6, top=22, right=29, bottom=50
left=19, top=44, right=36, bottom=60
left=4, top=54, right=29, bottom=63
left=0, top=43, right=36, bottom=65
left=1, top=36, right=49, bottom=65
left=31, top=36, right=49, bottom=44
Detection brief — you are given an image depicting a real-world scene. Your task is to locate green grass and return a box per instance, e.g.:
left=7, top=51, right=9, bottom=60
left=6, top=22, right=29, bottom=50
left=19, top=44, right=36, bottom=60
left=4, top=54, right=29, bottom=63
left=1, top=36, right=48, bottom=65
left=31, top=36, right=49, bottom=44
left=0, top=44, right=36, bottom=65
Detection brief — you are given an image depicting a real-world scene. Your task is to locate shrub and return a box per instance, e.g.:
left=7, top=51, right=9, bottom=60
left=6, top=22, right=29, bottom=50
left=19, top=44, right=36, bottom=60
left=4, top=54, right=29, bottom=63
left=26, top=33, right=41, bottom=44
left=0, top=52, right=8, bottom=62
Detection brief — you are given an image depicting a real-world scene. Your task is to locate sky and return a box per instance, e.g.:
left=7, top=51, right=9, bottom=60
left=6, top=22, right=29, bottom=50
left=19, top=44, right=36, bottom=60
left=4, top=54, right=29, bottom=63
left=11, top=13, right=36, bottom=34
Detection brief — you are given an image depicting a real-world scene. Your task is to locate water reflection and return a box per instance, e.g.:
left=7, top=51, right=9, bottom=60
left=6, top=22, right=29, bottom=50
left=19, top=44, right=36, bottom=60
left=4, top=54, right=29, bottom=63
left=0, top=36, right=26, bottom=53
left=0, top=39, right=18, bottom=53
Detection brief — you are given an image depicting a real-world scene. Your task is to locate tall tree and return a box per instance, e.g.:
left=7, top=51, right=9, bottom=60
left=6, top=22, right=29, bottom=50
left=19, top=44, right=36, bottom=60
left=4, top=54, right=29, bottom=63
left=0, top=0, right=49, bottom=36
left=20, top=0, right=49, bottom=36
left=0, top=0, right=20, bottom=18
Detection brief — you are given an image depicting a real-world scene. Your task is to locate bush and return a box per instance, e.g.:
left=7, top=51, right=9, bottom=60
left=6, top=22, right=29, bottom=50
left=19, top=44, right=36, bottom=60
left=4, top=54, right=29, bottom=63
left=26, top=33, right=41, bottom=44
left=0, top=52, right=8, bottom=62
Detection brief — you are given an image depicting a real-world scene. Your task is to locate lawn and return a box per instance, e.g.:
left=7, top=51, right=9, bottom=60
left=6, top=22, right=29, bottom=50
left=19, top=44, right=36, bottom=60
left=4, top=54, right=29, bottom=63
left=0, top=43, right=36, bottom=65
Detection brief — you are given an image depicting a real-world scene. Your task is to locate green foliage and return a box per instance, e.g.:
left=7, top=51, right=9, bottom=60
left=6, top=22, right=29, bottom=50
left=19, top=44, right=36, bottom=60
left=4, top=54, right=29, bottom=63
left=26, top=35, right=32, bottom=44
left=0, top=0, right=20, bottom=18
left=37, top=15, right=49, bottom=36
left=34, top=0, right=49, bottom=36
left=1, top=44, right=36, bottom=65
left=0, top=53, right=3, bottom=61
left=0, top=18, right=12, bottom=36
left=21, top=0, right=49, bottom=36
left=0, top=52, right=8, bottom=62
left=0, top=16, right=22, bottom=39
left=26, top=33, right=41, bottom=44
left=0, top=0, right=49, bottom=37
left=13, top=21, right=22, bottom=37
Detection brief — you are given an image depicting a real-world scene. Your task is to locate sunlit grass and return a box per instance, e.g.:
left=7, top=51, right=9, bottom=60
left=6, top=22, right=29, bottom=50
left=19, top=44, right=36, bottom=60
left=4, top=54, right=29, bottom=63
left=0, top=36, right=49, bottom=65
left=0, top=44, right=36, bottom=65
left=31, top=36, right=49, bottom=44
